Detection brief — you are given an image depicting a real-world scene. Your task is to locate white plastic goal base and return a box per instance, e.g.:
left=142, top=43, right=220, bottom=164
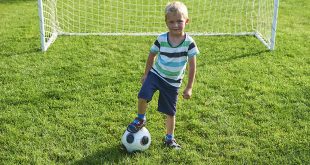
left=38, top=0, right=279, bottom=51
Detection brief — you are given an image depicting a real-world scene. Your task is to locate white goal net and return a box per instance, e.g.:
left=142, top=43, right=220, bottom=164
left=38, top=0, right=279, bottom=51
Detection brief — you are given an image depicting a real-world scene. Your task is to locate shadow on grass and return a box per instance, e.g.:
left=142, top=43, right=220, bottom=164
left=222, top=50, right=270, bottom=61
left=0, top=35, right=42, bottom=57
left=207, top=49, right=270, bottom=65
left=74, top=144, right=134, bottom=164
left=0, top=48, right=41, bottom=57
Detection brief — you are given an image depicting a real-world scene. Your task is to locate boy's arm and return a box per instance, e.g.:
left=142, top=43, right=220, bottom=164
left=183, top=56, right=196, bottom=99
left=141, top=52, right=157, bottom=83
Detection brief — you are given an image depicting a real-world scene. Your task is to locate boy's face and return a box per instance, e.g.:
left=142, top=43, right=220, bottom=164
left=165, top=12, right=189, bottom=36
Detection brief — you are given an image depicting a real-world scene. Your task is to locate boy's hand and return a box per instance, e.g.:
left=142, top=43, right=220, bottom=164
left=182, top=87, right=192, bottom=99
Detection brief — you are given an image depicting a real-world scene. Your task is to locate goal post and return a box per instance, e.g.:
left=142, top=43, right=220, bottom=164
left=38, top=0, right=58, bottom=51
left=38, top=0, right=279, bottom=51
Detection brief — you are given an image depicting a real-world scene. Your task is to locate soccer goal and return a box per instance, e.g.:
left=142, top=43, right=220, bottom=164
left=38, top=0, right=279, bottom=51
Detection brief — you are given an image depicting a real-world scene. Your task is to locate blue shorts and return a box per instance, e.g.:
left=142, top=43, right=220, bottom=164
left=138, top=71, right=179, bottom=116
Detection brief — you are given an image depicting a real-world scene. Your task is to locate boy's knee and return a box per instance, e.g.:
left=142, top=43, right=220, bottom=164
left=138, top=98, right=148, bottom=103
left=166, top=114, right=175, bottom=119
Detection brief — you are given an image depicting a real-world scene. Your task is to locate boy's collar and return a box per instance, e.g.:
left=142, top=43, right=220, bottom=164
left=166, top=32, right=187, bottom=48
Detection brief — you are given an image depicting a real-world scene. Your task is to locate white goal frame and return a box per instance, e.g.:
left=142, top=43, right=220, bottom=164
left=38, top=0, right=279, bottom=51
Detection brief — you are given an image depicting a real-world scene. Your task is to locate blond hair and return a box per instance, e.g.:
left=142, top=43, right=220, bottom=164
left=165, top=1, right=189, bottom=19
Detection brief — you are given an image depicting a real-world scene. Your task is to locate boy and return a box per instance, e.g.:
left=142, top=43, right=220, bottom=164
left=127, top=1, right=199, bottom=149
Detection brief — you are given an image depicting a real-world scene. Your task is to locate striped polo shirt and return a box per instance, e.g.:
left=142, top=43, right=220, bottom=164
left=150, top=32, right=199, bottom=87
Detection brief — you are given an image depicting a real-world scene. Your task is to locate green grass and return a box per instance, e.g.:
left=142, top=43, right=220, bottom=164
left=1, top=0, right=309, bottom=164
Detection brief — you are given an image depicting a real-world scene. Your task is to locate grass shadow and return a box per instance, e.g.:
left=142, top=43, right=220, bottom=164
left=0, top=48, right=41, bottom=57
left=74, top=144, right=134, bottom=164
left=220, top=50, right=270, bottom=61
left=207, top=49, right=270, bottom=65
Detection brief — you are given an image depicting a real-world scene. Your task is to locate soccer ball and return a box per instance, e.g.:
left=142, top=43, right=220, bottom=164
left=121, top=127, right=151, bottom=153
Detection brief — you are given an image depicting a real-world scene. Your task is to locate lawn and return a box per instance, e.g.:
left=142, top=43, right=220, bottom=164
left=0, top=0, right=309, bottom=164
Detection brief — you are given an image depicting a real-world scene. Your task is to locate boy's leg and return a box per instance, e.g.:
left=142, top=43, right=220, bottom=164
left=127, top=98, right=148, bottom=133
left=155, top=80, right=181, bottom=148
left=127, top=72, right=159, bottom=133
left=138, top=98, right=148, bottom=115
left=164, top=114, right=180, bottom=149
left=166, top=115, right=175, bottom=137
